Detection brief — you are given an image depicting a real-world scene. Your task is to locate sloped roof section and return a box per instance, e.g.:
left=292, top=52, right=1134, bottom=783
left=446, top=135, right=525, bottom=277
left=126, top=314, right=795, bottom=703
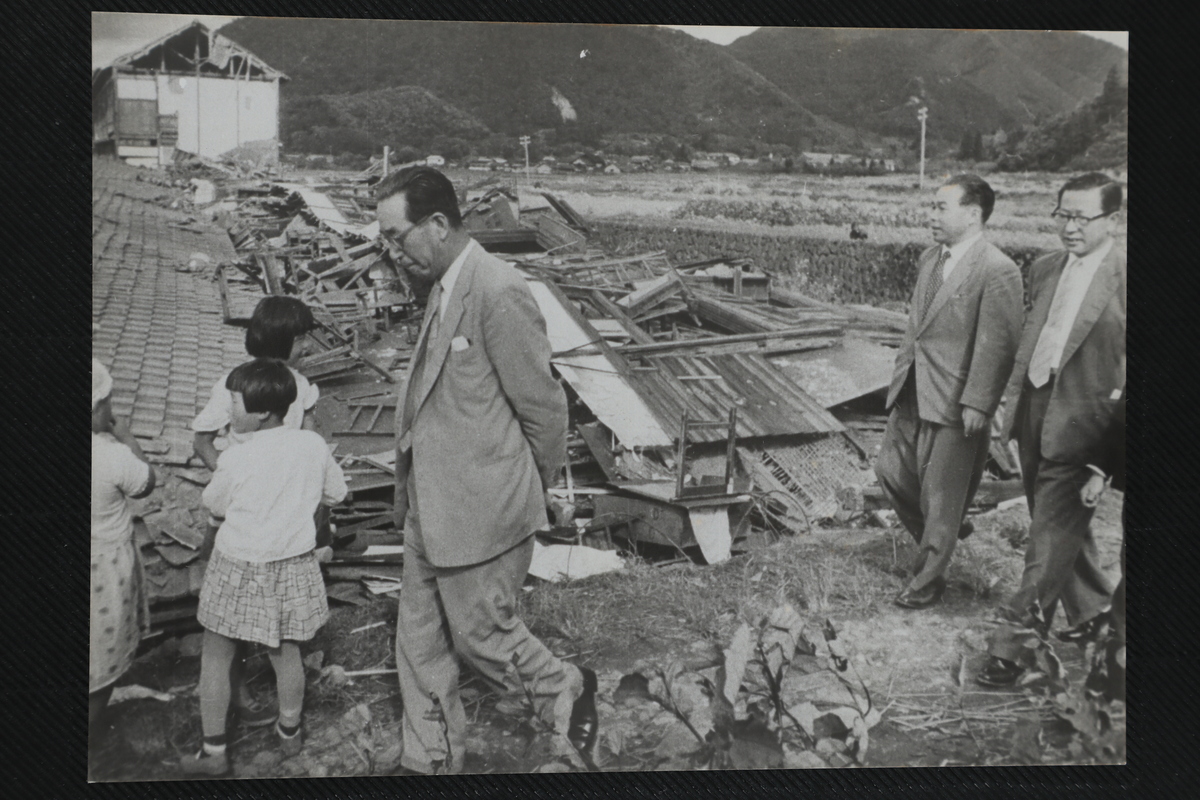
left=109, top=20, right=287, bottom=81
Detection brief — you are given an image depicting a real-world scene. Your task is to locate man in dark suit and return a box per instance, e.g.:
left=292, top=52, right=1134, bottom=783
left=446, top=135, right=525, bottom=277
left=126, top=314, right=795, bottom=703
left=876, top=174, right=1024, bottom=608
left=978, top=173, right=1126, bottom=687
left=1065, top=387, right=1125, bottom=702
left=378, top=167, right=597, bottom=772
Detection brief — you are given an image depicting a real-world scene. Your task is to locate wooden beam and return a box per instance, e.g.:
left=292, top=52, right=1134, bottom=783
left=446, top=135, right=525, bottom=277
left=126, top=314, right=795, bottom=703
left=555, top=324, right=842, bottom=358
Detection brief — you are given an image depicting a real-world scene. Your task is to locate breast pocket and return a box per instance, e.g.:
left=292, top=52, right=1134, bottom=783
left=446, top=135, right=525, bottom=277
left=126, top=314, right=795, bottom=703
left=445, top=335, right=495, bottom=403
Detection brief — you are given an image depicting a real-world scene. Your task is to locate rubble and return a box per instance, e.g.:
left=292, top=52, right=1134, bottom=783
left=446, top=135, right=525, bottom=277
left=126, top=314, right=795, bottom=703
left=97, top=156, right=1023, bottom=647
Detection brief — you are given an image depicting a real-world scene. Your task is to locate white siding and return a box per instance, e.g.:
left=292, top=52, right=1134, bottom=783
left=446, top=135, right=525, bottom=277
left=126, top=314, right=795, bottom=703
left=116, top=77, right=157, bottom=100
left=155, top=74, right=279, bottom=159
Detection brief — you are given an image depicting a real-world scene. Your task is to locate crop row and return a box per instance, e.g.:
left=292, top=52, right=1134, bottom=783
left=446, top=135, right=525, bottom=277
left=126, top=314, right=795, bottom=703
left=672, top=198, right=930, bottom=230
left=590, top=220, right=1044, bottom=308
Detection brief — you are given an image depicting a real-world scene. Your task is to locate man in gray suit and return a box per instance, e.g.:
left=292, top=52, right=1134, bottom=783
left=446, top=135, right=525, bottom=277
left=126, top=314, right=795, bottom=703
left=378, top=167, right=597, bottom=773
left=876, top=174, right=1024, bottom=609
left=978, top=173, right=1126, bottom=687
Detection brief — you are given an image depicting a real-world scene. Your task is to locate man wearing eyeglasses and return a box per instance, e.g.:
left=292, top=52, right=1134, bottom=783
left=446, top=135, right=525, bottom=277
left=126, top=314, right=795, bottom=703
left=876, top=174, right=1024, bottom=610
left=978, top=172, right=1126, bottom=688
left=375, top=167, right=597, bottom=771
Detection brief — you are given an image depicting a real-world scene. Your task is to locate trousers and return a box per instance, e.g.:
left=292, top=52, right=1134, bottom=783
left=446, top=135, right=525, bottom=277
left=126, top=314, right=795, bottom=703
left=875, top=373, right=988, bottom=593
left=394, top=481, right=577, bottom=774
left=988, top=379, right=1115, bottom=661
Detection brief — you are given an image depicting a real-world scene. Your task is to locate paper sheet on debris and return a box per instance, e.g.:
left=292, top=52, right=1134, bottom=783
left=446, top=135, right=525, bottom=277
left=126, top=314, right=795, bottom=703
left=361, top=450, right=397, bottom=471
left=528, top=541, right=625, bottom=582
left=361, top=545, right=405, bottom=557
left=688, top=507, right=732, bottom=564
left=108, top=685, right=174, bottom=705
left=362, top=579, right=402, bottom=595
left=524, top=277, right=672, bottom=447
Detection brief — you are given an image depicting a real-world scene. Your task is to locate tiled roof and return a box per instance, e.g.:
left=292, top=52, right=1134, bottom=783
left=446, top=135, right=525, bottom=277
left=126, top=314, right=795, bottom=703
left=92, top=157, right=247, bottom=461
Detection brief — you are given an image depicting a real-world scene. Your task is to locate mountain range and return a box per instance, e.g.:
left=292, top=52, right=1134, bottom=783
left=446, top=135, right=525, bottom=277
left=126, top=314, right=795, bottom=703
left=219, top=18, right=1126, bottom=157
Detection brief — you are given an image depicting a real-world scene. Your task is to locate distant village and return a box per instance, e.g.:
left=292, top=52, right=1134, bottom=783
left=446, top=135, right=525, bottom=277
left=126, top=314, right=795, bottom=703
left=288, top=150, right=901, bottom=176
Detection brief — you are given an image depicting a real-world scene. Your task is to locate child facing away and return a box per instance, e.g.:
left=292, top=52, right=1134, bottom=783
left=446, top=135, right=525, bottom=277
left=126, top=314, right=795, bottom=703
left=192, top=296, right=320, bottom=470
left=181, top=359, right=347, bottom=776
left=91, top=360, right=157, bottom=746
left=191, top=295, right=323, bottom=728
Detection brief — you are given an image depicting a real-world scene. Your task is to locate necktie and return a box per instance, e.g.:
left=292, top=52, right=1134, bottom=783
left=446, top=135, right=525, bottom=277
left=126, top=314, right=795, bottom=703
left=1027, top=257, right=1078, bottom=388
left=920, top=248, right=950, bottom=322
left=401, top=282, right=443, bottom=432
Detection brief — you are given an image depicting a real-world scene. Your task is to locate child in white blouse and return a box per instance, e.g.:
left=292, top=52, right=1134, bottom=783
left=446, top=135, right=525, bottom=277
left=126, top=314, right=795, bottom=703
left=181, top=359, right=346, bottom=775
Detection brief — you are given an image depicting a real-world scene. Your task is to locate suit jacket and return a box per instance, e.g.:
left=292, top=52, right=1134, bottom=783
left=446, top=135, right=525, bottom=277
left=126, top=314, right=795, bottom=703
left=394, top=242, right=568, bottom=567
left=885, top=238, right=1024, bottom=425
left=1093, top=388, right=1125, bottom=493
left=1003, top=245, right=1126, bottom=466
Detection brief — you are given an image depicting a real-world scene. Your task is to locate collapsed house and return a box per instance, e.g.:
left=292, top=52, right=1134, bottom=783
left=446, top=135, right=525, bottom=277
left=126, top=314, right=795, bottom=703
left=95, top=160, right=1022, bottom=632
left=92, top=21, right=287, bottom=168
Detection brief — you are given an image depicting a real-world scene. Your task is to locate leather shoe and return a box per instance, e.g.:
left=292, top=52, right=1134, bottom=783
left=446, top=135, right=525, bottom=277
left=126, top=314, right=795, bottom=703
left=894, top=576, right=946, bottom=609
left=976, top=656, right=1024, bottom=687
left=957, top=520, right=975, bottom=540
left=1056, top=609, right=1112, bottom=643
left=567, top=667, right=598, bottom=755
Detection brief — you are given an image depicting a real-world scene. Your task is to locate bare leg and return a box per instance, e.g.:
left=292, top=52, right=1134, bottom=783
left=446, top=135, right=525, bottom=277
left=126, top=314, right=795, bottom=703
left=198, top=631, right=238, bottom=738
left=267, top=642, right=305, bottom=727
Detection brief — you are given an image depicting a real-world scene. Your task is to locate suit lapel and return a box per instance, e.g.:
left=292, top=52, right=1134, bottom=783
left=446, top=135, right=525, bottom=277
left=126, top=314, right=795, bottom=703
left=917, top=238, right=984, bottom=334
left=1058, top=244, right=1123, bottom=370
left=408, top=244, right=478, bottom=421
left=1013, top=252, right=1069, bottom=376
left=908, top=249, right=936, bottom=335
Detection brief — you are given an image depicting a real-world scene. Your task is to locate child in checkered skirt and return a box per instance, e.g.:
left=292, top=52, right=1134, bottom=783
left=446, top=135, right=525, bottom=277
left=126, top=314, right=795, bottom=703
left=181, top=359, right=347, bottom=776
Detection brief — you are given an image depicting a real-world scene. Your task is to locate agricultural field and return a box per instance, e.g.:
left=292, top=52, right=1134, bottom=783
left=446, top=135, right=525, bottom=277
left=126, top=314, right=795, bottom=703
left=444, top=167, right=1126, bottom=252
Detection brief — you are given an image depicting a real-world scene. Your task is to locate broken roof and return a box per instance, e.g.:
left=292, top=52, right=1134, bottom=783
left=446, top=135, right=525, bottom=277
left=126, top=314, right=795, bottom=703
left=96, top=21, right=287, bottom=84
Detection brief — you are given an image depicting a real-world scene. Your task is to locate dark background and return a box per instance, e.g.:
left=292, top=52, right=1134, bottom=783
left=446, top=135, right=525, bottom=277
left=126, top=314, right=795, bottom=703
left=14, top=0, right=1189, bottom=797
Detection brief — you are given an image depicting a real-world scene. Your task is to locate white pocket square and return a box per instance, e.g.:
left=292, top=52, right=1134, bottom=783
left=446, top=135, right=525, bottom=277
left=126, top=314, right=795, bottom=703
left=451, top=336, right=471, bottom=352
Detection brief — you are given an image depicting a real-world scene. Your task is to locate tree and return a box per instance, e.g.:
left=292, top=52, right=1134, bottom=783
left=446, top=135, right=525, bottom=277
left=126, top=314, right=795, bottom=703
left=958, top=128, right=984, bottom=161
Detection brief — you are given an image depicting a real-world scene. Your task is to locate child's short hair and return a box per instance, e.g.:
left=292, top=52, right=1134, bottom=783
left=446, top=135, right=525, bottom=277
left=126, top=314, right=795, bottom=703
left=246, top=297, right=315, bottom=360
left=226, top=358, right=297, bottom=419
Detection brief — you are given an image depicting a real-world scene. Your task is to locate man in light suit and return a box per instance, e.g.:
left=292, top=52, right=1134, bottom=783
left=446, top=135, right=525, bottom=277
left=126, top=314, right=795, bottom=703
left=978, top=173, right=1126, bottom=687
left=378, top=167, right=597, bottom=773
left=876, top=174, right=1024, bottom=609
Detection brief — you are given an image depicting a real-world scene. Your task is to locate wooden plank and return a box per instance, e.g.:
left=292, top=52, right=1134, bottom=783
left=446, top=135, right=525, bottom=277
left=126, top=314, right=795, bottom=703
left=556, top=325, right=843, bottom=358
left=769, top=284, right=908, bottom=332
left=616, top=271, right=683, bottom=316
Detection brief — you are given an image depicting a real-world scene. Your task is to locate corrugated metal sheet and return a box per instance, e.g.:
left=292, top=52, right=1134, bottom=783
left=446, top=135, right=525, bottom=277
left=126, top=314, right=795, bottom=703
left=529, top=273, right=845, bottom=447
left=769, top=334, right=897, bottom=408
left=527, top=278, right=674, bottom=448
left=649, top=354, right=845, bottom=439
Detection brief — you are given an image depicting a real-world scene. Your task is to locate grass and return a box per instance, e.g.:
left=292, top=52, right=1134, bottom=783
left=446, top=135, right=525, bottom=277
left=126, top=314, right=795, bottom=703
left=517, top=536, right=901, bottom=662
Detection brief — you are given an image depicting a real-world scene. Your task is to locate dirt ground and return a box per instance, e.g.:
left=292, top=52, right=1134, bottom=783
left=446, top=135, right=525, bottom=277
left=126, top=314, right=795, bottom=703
left=88, top=487, right=1124, bottom=780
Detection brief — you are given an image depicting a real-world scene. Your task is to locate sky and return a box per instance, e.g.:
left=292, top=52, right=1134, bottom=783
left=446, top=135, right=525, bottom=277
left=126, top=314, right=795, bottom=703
left=92, top=13, right=1129, bottom=71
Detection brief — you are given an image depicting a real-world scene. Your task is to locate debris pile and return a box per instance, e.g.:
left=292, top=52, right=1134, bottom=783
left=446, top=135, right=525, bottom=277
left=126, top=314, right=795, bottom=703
left=130, top=167, right=1021, bottom=622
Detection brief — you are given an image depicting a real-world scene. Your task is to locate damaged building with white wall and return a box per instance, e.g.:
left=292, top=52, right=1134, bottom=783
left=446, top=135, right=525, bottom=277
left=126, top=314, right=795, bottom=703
left=92, top=21, right=287, bottom=168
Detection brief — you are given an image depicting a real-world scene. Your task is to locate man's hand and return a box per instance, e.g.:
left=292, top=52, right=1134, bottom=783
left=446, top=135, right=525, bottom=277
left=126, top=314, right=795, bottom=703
left=961, top=407, right=991, bottom=437
left=393, top=479, right=409, bottom=530
left=1081, top=472, right=1108, bottom=508
left=546, top=491, right=576, bottom=528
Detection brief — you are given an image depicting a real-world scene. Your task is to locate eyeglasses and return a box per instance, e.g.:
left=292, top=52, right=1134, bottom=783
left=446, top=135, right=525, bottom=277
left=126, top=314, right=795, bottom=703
left=1051, top=209, right=1113, bottom=227
left=382, top=213, right=434, bottom=252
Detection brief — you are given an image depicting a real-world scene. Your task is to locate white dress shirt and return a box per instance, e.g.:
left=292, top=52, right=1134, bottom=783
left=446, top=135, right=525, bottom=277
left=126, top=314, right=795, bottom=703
left=939, top=231, right=984, bottom=280
left=1027, top=238, right=1114, bottom=387
left=436, top=239, right=475, bottom=321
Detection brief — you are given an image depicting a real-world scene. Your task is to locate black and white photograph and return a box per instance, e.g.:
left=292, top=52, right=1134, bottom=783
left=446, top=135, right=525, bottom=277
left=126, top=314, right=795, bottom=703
left=89, top=12, right=1128, bottom=781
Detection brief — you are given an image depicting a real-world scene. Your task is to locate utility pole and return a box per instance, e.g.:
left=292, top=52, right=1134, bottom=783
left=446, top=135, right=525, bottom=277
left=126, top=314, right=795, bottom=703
left=519, top=135, right=531, bottom=181
left=917, top=107, right=928, bottom=190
